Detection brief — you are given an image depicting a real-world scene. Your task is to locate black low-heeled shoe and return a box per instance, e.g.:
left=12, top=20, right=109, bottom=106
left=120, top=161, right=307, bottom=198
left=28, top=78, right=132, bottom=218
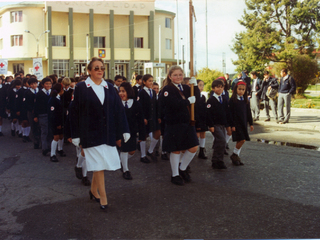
left=100, top=204, right=108, bottom=210
left=89, top=190, right=100, bottom=203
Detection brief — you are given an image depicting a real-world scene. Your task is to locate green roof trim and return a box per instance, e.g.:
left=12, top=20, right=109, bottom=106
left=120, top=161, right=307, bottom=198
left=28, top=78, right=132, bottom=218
left=155, top=9, right=176, bottom=17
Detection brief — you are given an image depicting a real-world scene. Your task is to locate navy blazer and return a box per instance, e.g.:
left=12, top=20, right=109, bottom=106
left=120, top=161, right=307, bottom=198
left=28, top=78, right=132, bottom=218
left=71, top=79, right=129, bottom=148
left=48, top=96, right=64, bottom=130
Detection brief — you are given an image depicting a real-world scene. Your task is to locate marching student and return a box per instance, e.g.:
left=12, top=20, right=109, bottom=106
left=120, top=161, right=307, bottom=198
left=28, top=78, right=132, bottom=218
left=118, top=82, right=146, bottom=180
left=138, top=74, right=161, bottom=163
left=229, top=81, right=254, bottom=166
left=206, top=79, right=231, bottom=170
left=34, top=77, right=52, bottom=156
left=48, top=83, right=65, bottom=162
left=195, top=79, right=208, bottom=159
left=114, top=75, right=123, bottom=92
left=24, top=77, right=41, bottom=149
left=249, top=71, right=261, bottom=121
left=7, top=79, right=22, bottom=137
left=17, top=78, right=32, bottom=142
left=152, top=82, right=163, bottom=157
left=132, top=75, right=142, bottom=99
left=159, top=66, right=199, bottom=185
left=0, top=78, right=7, bottom=136
left=71, top=57, right=129, bottom=210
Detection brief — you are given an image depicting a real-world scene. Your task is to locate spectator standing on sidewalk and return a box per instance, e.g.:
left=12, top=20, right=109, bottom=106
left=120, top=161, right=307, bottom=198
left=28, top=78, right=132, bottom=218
left=257, top=71, right=279, bottom=123
left=249, top=71, right=261, bottom=121
left=278, top=68, right=296, bottom=124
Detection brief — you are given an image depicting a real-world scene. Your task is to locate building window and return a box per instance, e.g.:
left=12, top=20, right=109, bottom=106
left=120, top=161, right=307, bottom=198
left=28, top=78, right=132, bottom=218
left=94, top=37, right=105, bottom=48
left=11, top=11, right=23, bottom=23
left=165, top=39, right=171, bottom=50
left=134, top=38, right=143, bottom=48
left=53, top=59, right=69, bottom=77
left=52, top=35, right=66, bottom=47
left=13, top=63, right=24, bottom=74
left=165, top=18, right=171, bottom=28
left=11, top=35, right=23, bottom=46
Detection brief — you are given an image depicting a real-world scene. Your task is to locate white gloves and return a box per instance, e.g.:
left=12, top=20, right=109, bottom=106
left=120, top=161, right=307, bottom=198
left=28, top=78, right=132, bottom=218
left=72, top=138, right=80, bottom=147
left=189, top=77, right=197, bottom=86
left=188, top=96, right=196, bottom=104
left=123, top=133, right=130, bottom=143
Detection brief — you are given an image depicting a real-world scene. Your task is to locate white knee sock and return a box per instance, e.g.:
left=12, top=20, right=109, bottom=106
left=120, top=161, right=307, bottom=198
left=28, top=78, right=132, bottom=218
left=148, top=137, right=159, bottom=154
left=199, top=138, right=206, bottom=148
left=15, top=122, right=19, bottom=131
left=18, top=125, right=22, bottom=134
left=140, top=141, right=146, bottom=158
left=159, top=137, right=163, bottom=150
left=76, top=146, right=81, bottom=157
left=82, top=157, right=87, bottom=177
left=170, top=152, right=181, bottom=177
left=128, top=153, right=134, bottom=159
left=180, top=150, right=196, bottom=171
left=179, top=152, right=184, bottom=163
left=58, top=139, right=63, bottom=151
left=149, top=132, right=153, bottom=139
left=226, top=135, right=232, bottom=143
left=51, top=140, right=58, bottom=157
left=11, top=122, right=15, bottom=131
left=233, top=147, right=241, bottom=156
left=120, top=152, right=129, bottom=172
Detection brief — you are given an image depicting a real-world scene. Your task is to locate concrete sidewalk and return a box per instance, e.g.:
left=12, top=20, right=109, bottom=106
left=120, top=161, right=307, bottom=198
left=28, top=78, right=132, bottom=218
left=255, top=107, right=320, bottom=131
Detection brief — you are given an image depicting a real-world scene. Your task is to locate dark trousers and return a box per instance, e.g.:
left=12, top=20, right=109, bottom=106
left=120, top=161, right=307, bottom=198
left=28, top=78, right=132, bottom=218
left=211, top=125, right=226, bottom=163
left=27, top=111, right=41, bottom=146
left=38, top=114, right=52, bottom=150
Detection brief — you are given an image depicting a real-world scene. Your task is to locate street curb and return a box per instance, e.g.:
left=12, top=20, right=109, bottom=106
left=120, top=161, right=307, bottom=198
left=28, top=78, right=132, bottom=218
left=254, top=121, right=320, bottom=132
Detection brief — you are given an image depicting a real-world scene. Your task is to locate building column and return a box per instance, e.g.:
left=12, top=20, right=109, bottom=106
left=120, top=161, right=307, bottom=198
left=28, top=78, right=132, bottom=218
left=129, top=11, right=134, bottom=79
left=69, top=8, right=74, bottom=78
left=149, top=11, right=154, bottom=62
left=47, top=6, right=52, bottom=75
left=109, top=10, right=114, bottom=80
left=89, top=9, right=94, bottom=59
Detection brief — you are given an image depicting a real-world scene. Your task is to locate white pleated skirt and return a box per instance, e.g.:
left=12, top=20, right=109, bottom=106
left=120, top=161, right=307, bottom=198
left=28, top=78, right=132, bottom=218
left=83, top=144, right=121, bottom=172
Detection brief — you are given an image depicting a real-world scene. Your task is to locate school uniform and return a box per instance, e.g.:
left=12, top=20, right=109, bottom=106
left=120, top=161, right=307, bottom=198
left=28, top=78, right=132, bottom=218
left=120, top=99, right=145, bottom=152
left=229, top=95, right=253, bottom=142
left=0, top=84, right=7, bottom=118
left=34, top=88, right=52, bottom=151
left=16, top=86, right=29, bottom=121
left=159, top=83, right=199, bottom=152
left=138, top=86, right=160, bottom=134
left=24, top=88, right=41, bottom=147
left=7, top=88, right=20, bottom=120
left=70, top=77, right=129, bottom=172
left=132, top=84, right=141, bottom=99
left=195, top=92, right=207, bottom=132
left=278, top=75, right=296, bottom=123
left=48, top=95, right=64, bottom=135
left=206, top=93, right=231, bottom=167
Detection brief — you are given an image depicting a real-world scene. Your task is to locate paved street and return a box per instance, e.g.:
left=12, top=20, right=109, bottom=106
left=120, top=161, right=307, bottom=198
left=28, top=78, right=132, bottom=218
left=0, top=113, right=320, bottom=240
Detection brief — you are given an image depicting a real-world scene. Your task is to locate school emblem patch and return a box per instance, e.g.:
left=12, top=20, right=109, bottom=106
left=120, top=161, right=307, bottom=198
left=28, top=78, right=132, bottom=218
left=164, top=91, right=169, bottom=97
left=87, top=84, right=90, bottom=87
left=207, top=104, right=211, bottom=108
left=16, top=94, right=18, bottom=98
left=51, top=106, right=54, bottom=111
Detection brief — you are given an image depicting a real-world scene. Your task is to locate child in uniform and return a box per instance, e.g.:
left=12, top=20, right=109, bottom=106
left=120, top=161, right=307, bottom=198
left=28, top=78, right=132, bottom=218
left=114, top=75, right=123, bottom=92
left=159, top=66, right=199, bottom=185
left=24, top=77, right=41, bottom=148
left=138, top=74, right=161, bottom=162
left=7, top=79, right=22, bottom=137
left=118, top=82, right=146, bottom=179
left=229, top=81, right=254, bottom=165
left=0, top=78, right=7, bottom=136
left=206, top=79, right=231, bottom=169
left=48, top=83, right=65, bottom=162
left=34, top=77, right=52, bottom=156
left=18, top=78, right=32, bottom=142
left=195, top=79, right=208, bottom=159
left=132, top=75, right=142, bottom=99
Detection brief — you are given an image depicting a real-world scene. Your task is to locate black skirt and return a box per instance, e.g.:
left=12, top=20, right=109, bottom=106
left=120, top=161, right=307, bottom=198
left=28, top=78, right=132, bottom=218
left=120, top=135, right=137, bottom=152
left=52, top=125, right=64, bottom=136
left=232, top=124, right=250, bottom=142
left=162, top=123, right=199, bottom=152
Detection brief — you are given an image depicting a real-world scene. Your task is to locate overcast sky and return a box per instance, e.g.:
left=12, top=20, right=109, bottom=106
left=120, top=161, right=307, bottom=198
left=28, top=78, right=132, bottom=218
left=155, top=0, right=247, bottom=74
left=0, top=0, right=248, bottom=74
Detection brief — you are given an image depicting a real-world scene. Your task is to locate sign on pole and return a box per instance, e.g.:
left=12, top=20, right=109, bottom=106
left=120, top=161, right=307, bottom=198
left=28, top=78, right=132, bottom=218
left=33, top=58, right=43, bottom=80
left=0, top=59, right=8, bottom=75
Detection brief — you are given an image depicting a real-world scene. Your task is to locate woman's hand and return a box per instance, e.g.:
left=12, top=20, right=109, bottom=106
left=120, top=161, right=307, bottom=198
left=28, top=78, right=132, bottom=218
left=250, top=125, right=254, bottom=132
left=144, top=119, right=148, bottom=125
left=116, top=139, right=121, bottom=148
left=158, top=118, right=161, bottom=124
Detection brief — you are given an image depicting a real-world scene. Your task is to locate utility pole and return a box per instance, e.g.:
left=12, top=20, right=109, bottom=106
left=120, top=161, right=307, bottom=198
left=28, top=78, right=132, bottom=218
left=205, top=0, right=208, bottom=68
left=189, top=0, right=194, bottom=77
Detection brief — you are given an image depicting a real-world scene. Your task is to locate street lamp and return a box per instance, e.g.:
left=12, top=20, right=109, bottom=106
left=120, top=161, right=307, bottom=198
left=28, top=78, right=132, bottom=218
left=25, top=29, right=50, bottom=57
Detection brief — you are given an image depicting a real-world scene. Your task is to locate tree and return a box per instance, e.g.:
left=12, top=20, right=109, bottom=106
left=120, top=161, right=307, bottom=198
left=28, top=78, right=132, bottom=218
left=196, top=68, right=224, bottom=92
left=232, top=0, right=320, bottom=72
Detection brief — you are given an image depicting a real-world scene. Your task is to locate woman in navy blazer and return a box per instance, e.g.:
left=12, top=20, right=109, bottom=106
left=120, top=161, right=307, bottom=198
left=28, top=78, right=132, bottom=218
left=71, top=57, right=130, bottom=210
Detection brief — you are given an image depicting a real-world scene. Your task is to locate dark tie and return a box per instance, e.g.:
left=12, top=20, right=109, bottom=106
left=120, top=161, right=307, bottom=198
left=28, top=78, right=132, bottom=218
left=240, top=96, right=244, bottom=101
left=149, top=89, right=153, bottom=99
left=46, top=90, right=49, bottom=96
left=218, top=96, right=222, bottom=104
left=178, top=84, right=183, bottom=91
left=125, top=101, right=128, bottom=108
